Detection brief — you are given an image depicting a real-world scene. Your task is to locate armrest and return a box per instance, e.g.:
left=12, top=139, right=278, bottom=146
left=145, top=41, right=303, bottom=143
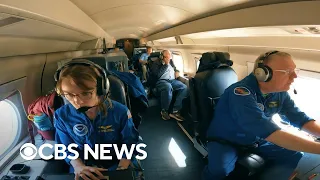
left=177, top=76, right=189, bottom=88
left=237, top=153, right=265, bottom=176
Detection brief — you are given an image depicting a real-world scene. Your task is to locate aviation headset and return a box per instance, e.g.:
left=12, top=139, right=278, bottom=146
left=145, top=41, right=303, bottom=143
left=159, top=50, right=171, bottom=60
left=54, top=59, right=110, bottom=96
left=254, top=50, right=279, bottom=82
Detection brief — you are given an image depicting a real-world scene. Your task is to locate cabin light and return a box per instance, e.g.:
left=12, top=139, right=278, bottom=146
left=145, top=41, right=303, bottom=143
left=303, top=27, right=320, bottom=34
left=138, top=27, right=149, bottom=32
left=168, top=138, right=187, bottom=167
left=155, top=20, right=165, bottom=25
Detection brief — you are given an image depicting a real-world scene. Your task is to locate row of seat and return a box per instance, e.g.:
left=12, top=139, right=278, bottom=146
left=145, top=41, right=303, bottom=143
left=185, top=52, right=264, bottom=178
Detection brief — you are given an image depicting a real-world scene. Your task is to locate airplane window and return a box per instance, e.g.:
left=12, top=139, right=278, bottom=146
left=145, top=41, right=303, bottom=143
left=272, top=71, right=320, bottom=139
left=196, top=59, right=200, bottom=71
left=172, top=54, right=184, bottom=76
left=0, top=100, right=19, bottom=160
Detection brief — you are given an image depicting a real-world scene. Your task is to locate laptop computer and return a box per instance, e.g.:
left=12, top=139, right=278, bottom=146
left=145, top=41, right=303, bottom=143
left=44, top=169, right=133, bottom=180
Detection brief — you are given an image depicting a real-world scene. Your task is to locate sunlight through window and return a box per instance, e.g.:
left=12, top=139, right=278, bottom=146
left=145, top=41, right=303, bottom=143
left=168, top=138, right=186, bottom=167
left=272, top=71, right=320, bottom=140
left=172, top=54, right=184, bottom=76
left=0, top=100, right=19, bottom=160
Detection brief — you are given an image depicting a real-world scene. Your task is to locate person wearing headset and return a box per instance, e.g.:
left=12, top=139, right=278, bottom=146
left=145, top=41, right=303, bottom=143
left=53, top=59, right=143, bottom=180
left=149, top=50, right=188, bottom=121
left=202, top=51, right=320, bottom=180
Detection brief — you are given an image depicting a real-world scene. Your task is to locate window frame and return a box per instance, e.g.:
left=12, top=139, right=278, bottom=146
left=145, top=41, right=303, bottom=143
left=0, top=77, right=28, bottom=168
left=0, top=99, right=21, bottom=160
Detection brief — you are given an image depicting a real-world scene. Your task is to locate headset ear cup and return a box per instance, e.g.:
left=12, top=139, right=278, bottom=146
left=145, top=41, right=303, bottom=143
left=254, top=63, right=271, bottom=82
left=254, top=67, right=267, bottom=82
left=105, top=77, right=110, bottom=95
left=264, top=65, right=273, bottom=82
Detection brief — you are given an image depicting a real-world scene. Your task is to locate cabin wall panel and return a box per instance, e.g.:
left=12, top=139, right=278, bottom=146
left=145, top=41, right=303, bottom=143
left=154, top=45, right=320, bottom=81
left=0, top=36, right=81, bottom=58
left=0, top=49, right=98, bottom=118
left=42, top=49, right=98, bottom=94
left=0, top=54, right=45, bottom=112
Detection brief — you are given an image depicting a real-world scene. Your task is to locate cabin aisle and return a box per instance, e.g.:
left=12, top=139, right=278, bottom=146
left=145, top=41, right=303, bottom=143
left=138, top=105, right=205, bottom=180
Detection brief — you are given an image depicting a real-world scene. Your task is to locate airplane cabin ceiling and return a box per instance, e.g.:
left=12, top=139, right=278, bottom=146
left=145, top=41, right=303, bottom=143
left=70, top=0, right=305, bottom=40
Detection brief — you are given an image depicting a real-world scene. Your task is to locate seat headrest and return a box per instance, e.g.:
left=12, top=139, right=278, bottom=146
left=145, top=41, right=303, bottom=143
left=197, top=52, right=233, bottom=73
left=148, top=52, right=161, bottom=61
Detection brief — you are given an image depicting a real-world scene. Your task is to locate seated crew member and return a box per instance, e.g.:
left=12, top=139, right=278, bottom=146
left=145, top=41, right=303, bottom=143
left=202, top=51, right=320, bottom=180
left=54, top=61, right=143, bottom=180
left=138, top=46, right=152, bottom=82
left=149, top=50, right=188, bottom=121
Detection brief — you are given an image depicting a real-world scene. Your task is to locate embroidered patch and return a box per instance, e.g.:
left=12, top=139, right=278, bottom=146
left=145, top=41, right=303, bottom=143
left=257, top=103, right=264, bottom=111
left=268, top=101, right=278, bottom=108
left=73, top=124, right=88, bottom=136
left=98, top=125, right=114, bottom=132
left=234, top=87, right=250, bottom=96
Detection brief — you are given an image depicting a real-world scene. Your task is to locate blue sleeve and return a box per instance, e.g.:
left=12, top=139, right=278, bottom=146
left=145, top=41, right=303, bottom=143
left=54, top=111, right=77, bottom=165
left=229, top=87, right=280, bottom=139
left=139, top=53, right=147, bottom=61
left=279, top=92, right=314, bottom=129
left=119, top=108, right=139, bottom=159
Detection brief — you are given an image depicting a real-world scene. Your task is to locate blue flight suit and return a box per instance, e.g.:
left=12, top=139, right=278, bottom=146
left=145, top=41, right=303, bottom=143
left=202, top=73, right=313, bottom=180
left=109, top=70, right=148, bottom=106
left=54, top=100, right=141, bottom=172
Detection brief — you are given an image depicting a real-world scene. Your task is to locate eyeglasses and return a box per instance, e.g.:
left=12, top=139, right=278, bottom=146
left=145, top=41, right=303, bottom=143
left=61, top=90, right=95, bottom=101
left=273, top=68, right=300, bottom=76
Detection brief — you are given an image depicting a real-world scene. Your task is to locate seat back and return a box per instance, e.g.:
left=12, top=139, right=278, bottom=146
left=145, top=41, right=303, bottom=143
left=190, top=52, right=238, bottom=143
left=74, top=52, right=129, bottom=72
left=108, top=75, right=127, bottom=106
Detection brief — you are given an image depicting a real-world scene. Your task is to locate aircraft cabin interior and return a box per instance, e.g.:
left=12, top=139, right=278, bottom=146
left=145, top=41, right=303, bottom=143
left=0, top=0, right=320, bottom=180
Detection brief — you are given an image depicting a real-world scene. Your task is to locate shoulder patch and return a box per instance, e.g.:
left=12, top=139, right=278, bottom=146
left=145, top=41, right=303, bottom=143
left=234, top=87, right=250, bottom=96
left=257, top=103, right=265, bottom=111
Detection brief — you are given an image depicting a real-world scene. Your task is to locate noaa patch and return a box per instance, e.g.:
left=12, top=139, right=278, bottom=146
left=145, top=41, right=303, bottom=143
left=257, top=103, right=264, bottom=111
left=73, top=124, right=88, bottom=136
left=234, top=87, right=250, bottom=96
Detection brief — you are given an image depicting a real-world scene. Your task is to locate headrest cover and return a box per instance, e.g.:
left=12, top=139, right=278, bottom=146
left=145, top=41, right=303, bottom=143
left=148, top=52, right=161, bottom=60
left=197, top=52, right=233, bottom=73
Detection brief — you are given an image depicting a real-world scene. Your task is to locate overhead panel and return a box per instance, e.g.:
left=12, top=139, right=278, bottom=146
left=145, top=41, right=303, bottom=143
left=0, top=13, right=94, bottom=42
left=69, top=0, right=256, bottom=39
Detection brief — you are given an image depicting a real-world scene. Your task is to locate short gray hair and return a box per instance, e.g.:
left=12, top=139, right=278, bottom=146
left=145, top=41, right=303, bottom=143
left=253, top=51, right=292, bottom=70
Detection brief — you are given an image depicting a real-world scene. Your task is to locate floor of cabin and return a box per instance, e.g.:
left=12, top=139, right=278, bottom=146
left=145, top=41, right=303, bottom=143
left=138, top=100, right=206, bottom=180
left=139, top=100, right=320, bottom=180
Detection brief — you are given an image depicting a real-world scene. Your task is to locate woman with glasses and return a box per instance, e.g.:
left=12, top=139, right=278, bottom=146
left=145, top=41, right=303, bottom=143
left=54, top=63, right=143, bottom=180
left=203, top=51, right=320, bottom=180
